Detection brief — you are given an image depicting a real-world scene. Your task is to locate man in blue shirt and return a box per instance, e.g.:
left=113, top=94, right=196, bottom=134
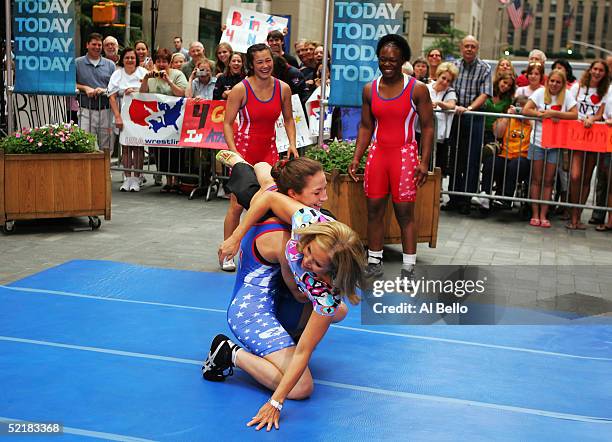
left=76, top=33, right=116, bottom=152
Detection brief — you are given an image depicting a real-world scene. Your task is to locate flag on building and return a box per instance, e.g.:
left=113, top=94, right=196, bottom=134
left=507, top=0, right=523, bottom=30
left=563, top=6, right=575, bottom=27
left=522, top=4, right=533, bottom=30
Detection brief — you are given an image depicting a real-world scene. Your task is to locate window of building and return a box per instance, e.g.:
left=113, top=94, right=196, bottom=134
left=520, top=30, right=528, bottom=48
left=550, top=0, right=557, bottom=13
left=535, top=16, right=542, bottom=30
left=546, top=34, right=554, bottom=51
left=536, top=0, right=543, bottom=13
left=588, top=3, right=597, bottom=41
left=424, top=13, right=453, bottom=35
left=577, top=0, right=584, bottom=14
left=534, top=36, right=541, bottom=48
left=198, top=8, right=222, bottom=58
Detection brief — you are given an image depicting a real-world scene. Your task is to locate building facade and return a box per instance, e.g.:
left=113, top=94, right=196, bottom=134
left=501, top=0, right=611, bottom=59
left=402, top=1, right=492, bottom=58
left=141, top=0, right=327, bottom=58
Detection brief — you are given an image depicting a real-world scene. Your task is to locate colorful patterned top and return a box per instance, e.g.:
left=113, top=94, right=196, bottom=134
left=285, top=208, right=341, bottom=317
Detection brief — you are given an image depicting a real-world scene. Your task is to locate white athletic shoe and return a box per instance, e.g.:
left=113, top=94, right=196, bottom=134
left=221, top=257, right=236, bottom=272
left=120, top=178, right=130, bottom=192
left=128, top=177, right=140, bottom=192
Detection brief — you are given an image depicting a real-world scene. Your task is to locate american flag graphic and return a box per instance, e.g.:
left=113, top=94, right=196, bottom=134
left=522, top=4, right=533, bottom=30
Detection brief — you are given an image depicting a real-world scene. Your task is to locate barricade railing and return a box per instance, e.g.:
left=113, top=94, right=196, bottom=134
left=432, top=109, right=611, bottom=215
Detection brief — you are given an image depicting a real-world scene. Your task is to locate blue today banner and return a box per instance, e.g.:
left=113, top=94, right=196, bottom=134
left=13, top=0, right=76, bottom=95
left=329, top=1, right=403, bottom=107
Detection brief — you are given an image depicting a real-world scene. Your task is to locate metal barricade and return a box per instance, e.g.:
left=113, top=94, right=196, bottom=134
left=433, top=109, right=611, bottom=217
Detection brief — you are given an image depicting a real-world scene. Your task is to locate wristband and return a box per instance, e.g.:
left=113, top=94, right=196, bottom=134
left=268, top=398, right=283, bottom=411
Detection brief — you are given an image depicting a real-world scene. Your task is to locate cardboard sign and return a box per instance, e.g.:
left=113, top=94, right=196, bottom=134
left=275, top=94, right=312, bottom=152
left=220, top=7, right=288, bottom=53
left=179, top=99, right=232, bottom=149
left=541, top=119, right=612, bottom=152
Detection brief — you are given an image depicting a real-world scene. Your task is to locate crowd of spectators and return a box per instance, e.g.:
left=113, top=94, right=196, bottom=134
left=71, top=30, right=611, bottom=231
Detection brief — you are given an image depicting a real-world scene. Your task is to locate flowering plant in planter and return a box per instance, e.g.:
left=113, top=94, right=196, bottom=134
left=305, top=139, right=367, bottom=175
left=0, top=123, right=97, bottom=154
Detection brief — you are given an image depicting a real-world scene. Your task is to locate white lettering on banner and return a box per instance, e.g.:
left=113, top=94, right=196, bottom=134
left=15, top=37, right=73, bottom=53
left=14, top=0, right=73, bottom=14
left=14, top=17, right=73, bottom=33
left=332, top=44, right=376, bottom=61
left=331, top=65, right=376, bottom=82
left=335, top=2, right=402, bottom=20
left=15, top=56, right=73, bottom=71
left=333, top=23, right=401, bottom=40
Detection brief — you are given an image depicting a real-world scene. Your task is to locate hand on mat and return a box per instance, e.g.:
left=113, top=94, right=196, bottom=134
left=218, top=235, right=240, bottom=263
left=247, top=402, right=280, bottom=431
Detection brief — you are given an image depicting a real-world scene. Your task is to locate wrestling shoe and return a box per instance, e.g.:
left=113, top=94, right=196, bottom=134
left=202, top=334, right=240, bottom=382
left=364, top=261, right=384, bottom=279
left=216, top=150, right=245, bottom=168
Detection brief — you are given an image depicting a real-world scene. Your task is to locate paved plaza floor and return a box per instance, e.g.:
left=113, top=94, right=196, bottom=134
left=2, top=172, right=611, bottom=302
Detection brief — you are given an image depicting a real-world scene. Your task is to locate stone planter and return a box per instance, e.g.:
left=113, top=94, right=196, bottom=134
left=0, top=149, right=111, bottom=232
left=324, top=168, right=441, bottom=247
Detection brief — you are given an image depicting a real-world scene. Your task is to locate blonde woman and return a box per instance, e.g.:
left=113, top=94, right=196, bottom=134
left=522, top=69, right=577, bottom=228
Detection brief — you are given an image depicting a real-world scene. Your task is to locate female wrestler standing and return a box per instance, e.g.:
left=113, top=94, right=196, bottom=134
left=348, top=34, right=434, bottom=280
left=220, top=43, right=299, bottom=271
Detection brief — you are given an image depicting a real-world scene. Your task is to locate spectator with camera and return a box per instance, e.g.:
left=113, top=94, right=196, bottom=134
left=186, top=59, right=217, bottom=99
left=140, top=48, right=188, bottom=193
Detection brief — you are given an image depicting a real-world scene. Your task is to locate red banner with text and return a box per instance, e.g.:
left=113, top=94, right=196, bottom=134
left=178, top=99, right=234, bottom=149
left=540, top=119, right=612, bottom=152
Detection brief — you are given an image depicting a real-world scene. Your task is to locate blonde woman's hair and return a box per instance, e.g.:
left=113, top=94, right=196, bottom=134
left=544, top=69, right=567, bottom=105
left=436, top=62, right=459, bottom=82
left=295, top=221, right=366, bottom=304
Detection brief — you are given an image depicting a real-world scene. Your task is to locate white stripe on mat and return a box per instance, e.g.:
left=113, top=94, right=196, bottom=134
left=2, top=285, right=611, bottom=362
left=0, top=416, right=154, bottom=441
left=1, top=336, right=611, bottom=425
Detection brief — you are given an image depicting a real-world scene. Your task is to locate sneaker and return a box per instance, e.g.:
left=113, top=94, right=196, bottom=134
left=216, top=150, right=244, bottom=168
left=364, top=261, right=384, bottom=278
left=128, top=177, right=140, bottom=192
left=221, top=257, right=236, bottom=272
left=202, top=334, right=239, bottom=382
left=478, top=192, right=490, bottom=210
left=119, top=178, right=130, bottom=192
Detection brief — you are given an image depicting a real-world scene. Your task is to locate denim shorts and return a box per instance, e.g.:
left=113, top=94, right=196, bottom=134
left=527, top=144, right=559, bottom=164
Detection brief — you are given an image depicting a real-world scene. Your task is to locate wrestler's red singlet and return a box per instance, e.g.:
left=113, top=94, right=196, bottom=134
left=235, top=78, right=282, bottom=166
left=364, top=74, right=419, bottom=203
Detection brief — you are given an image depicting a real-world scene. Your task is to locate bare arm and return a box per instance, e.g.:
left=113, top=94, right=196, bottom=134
left=281, top=82, right=299, bottom=158
left=414, top=81, right=434, bottom=187
left=218, top=192, right=304, bottom=262
left=541, top=105, right=578, bottom=120
left=223, top=83, right=246, bottom=152
left=348, top=83, right=374, bottom=181
left=108, top=94, right=123, bottom=130
left=247, top=312, right=333, bottom=431
left=278, top=231, right=306, bottom=302
left=521, top=99, right=539, bottom=117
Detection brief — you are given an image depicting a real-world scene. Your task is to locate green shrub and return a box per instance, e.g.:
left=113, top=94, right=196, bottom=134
left=305, top=139, right=367, bottom=174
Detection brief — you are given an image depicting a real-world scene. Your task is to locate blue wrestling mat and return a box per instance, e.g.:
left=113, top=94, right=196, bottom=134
left=0, top=260, right=611, bottom=441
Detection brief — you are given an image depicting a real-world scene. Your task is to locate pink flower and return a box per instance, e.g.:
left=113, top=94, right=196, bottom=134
left=322, top=143, right=329, bottom=152
left=15, top=133, right=21, bottom=138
